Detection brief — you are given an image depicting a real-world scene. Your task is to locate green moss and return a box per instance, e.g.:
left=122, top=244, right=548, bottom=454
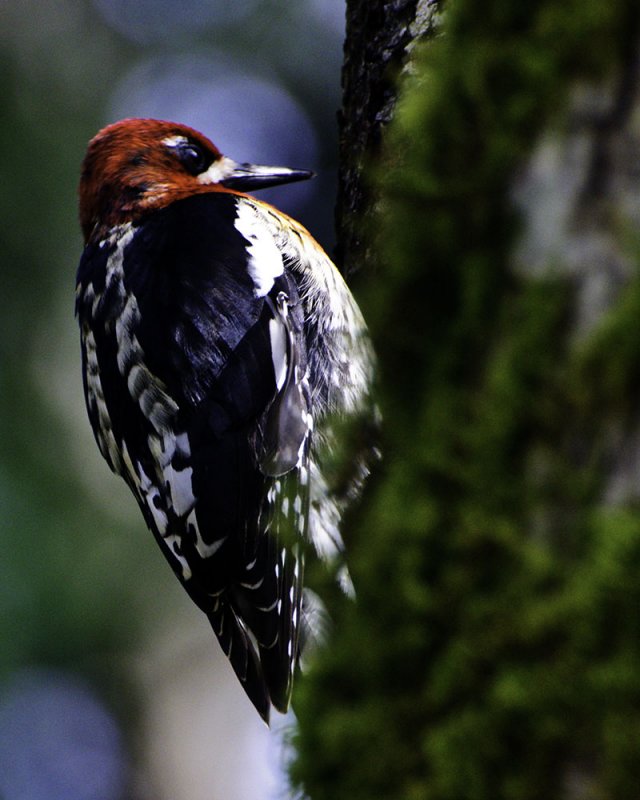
left=292, top=1, right=640, bottom=799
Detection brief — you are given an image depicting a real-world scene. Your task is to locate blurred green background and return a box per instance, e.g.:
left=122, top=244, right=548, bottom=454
left=0, top=1, right=345, bottom=797
left=5, top=2, right=640, bottom=800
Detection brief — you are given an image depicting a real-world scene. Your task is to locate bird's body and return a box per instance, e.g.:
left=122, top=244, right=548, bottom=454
left=75, top=119, right=374, bottom=722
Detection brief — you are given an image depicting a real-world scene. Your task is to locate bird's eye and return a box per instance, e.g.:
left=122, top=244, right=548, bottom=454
left=176, top=142, right=210, bottom=176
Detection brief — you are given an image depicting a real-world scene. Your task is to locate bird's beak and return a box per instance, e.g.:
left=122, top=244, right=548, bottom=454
left=219, top=160, right=314, bottom=191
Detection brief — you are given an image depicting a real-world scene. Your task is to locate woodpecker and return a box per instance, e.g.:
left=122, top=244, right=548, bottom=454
left=75, top=118, right=375, bottom=722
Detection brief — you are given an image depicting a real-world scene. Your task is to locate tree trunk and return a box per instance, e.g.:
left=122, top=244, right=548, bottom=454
left=292, top=2, right=640, bottom=800
left=336, top=0, right=440, bottom=275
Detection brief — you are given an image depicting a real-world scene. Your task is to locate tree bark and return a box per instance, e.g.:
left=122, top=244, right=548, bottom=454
left=336, top=0, right=440, bottom=274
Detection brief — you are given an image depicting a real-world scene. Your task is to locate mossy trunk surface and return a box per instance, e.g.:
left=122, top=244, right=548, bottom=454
left=293, top=2, right=640, bottom=799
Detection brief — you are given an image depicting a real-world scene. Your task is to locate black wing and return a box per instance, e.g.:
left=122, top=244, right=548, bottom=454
left=76, top=192, right=311, bottom=720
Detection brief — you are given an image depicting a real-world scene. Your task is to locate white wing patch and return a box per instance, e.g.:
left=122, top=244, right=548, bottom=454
left=162, top=432, right=195, bottom=517
left=268, top=316, right=288, bottom=391
left=260, top=292, right=312, bottom=477
left=166, top=463, right=195, bottom=517
left=234, top=200, right=284, bottom=297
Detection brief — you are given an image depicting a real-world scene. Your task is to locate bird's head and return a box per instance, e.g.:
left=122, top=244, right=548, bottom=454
left=79, top=118, right=313, bottom=243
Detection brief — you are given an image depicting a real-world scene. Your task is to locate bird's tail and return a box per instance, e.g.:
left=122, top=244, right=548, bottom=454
left=255, top=543, right=303, bottom=714
left=227, top=533, right=304, bottom=717
left=206, top=599, right=270, bottom=723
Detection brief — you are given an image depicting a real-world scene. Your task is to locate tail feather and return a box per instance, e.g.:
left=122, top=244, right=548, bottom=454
left=230, top=537, right=304, bottom=714
left=207, top=600, right=270, bottom=723
left=204, top=443, right=312, bottom=721
left=257, top=544, right=303, bottom=712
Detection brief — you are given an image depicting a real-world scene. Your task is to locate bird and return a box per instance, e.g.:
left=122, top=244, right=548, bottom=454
left=75, top=118, right=375, bottom=722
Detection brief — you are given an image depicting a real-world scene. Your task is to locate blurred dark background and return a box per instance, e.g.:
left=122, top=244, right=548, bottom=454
left=0, top=1, right=346, bottom=797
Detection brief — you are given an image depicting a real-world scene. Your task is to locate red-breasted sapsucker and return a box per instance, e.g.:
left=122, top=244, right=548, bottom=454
left=75, top=118, right=374, bottom=722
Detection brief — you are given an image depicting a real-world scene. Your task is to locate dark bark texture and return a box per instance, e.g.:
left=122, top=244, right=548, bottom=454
left=336, top=0, right=440, bottom=275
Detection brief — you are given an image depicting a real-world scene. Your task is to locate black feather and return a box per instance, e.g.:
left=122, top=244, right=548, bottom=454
left=76, top=192, right=312, bottom=719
